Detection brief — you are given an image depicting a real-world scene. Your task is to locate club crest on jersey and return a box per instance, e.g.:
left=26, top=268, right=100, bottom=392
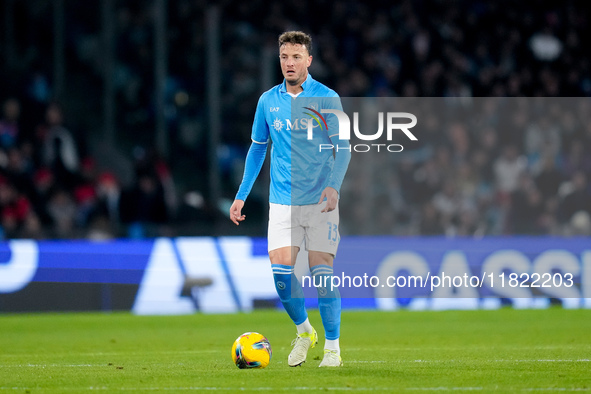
left=272, top=117, right=284, bottom=131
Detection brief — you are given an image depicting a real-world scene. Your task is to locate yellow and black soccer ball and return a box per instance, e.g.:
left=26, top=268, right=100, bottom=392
left=231, top=332, right=272, bottom=369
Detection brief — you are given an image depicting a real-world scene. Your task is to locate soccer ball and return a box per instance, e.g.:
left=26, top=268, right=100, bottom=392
left=231, top=332, right=272, bottom=369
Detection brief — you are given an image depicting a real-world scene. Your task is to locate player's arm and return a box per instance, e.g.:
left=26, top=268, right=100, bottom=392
left=318, top=95, right=351, bottom=212
left=231, top=141, right=268, bottom=225
left=231, top=96, right=270, bottom=225
left=319, top=137, right=350, bottom=212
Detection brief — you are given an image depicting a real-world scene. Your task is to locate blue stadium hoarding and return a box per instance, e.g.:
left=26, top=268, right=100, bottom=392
left=0, top=237, right=589, bottom=313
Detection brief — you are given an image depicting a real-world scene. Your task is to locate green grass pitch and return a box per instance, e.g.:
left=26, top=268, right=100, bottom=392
left=0, top=308, right=590, bottom=392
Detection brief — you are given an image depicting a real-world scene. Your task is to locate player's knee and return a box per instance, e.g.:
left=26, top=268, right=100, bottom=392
left=308, top=251, right=334, bottom=267
left=273, top=256, right=292, bottom=266
left=269, top=248, right=295, bottom=266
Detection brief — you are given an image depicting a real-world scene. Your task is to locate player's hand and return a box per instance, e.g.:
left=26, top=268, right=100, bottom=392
left=318, top=187, right=338, bottom=213
left=230, top=199, right=246, bottom=225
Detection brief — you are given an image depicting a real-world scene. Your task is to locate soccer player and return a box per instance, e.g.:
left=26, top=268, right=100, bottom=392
left=229, top=31, right=350, bottom=367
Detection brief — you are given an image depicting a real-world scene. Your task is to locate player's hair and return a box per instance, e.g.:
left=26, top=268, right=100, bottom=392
left=278, top=31, right=312, bottom=54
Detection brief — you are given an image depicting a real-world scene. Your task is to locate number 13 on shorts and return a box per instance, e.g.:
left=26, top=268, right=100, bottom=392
left=327, top=221, right=339, bottom=244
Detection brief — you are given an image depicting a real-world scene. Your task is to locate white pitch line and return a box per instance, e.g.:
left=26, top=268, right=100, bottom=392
left=407, top=389, right=590, bottom=392
left=496, top=359, right=590, bottom=363
left=412, top=359, right=589, bottom=363
left=406, top=388, right=483, bottom=391
left=0, top=388, right=588, bottom=392
left=0, top=388, right=482, bottom=392
left=0, top=349, right=221, bottom=358
left=2, top=346, right=588, bottom=358
left=1, top=359, right=588, bottom=368
left=0, top=388, right=386, bottom=392
left=521, top=389, right=591, bottom=392
left=344, top=346, right=591, bottom=351
left=6, top=364, right=96, bottom=367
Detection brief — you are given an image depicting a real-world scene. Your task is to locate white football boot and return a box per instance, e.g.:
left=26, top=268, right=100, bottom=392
left=318, top=349, right=343, bottom=367
left=288, top=328, right=318, bottom=366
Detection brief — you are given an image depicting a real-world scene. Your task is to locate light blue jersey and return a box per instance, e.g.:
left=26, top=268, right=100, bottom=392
left=236, top=74, right=350, bottom=205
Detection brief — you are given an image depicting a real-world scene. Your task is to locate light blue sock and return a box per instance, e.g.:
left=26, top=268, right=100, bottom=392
left=310, top=264, right=341, bottom=340
left=272, top=264, right=307, bottom=325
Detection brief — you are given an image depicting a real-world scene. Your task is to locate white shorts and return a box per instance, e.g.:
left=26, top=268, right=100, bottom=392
left=268, top=202, right=340, bottom=255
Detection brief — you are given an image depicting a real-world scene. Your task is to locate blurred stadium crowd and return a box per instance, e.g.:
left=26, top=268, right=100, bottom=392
left=0, top=0, right=590, bottom=239
left=0, top=99, right=174, bottom=239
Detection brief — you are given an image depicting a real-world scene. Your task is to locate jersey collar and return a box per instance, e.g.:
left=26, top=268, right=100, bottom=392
left=280, top=73, right=313, bottom=93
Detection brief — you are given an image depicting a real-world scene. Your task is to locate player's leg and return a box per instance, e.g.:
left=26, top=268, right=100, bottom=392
left=268, top=204, right=316, bottom=366
left=306, top=201, right=343, bottom=367
left=269, top=246, right=308, bottom=328
left=309, top=251, right=342, bottom=367
left=269, top=246, right=317, bottom=366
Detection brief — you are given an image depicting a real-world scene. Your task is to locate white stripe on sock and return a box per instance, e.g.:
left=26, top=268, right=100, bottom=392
left=272, top=267, right=294, bottom=274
